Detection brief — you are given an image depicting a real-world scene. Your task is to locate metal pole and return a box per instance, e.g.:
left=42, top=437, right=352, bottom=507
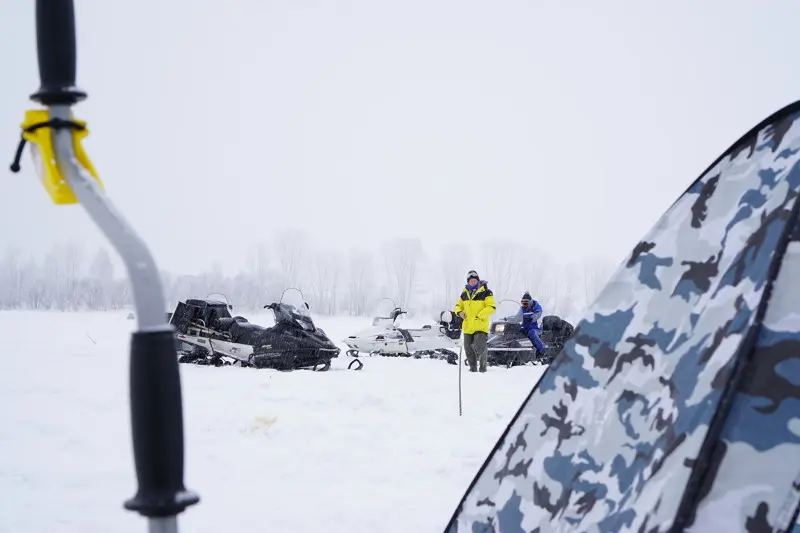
left=458, top=341, right=463, bottom=416
left=21, top=1, right=200, bottom=530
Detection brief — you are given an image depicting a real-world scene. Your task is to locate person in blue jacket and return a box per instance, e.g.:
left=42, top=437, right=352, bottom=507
left=512, top=292, right=547, bottom=353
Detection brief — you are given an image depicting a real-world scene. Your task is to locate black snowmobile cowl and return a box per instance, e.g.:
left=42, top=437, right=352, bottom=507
left=170, top=290, right=363, bottom=372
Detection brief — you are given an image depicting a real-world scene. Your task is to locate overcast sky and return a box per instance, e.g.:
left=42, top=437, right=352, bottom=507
left=1, top=0, right=799, bottom=275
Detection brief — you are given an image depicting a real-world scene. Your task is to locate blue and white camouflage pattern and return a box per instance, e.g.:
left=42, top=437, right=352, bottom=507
left=444, top=101, right=800, bottom=533
left=692, top=217, right=800, bottom=533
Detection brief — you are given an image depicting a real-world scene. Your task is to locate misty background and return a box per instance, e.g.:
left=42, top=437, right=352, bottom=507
left=1, top=1, right=799, bottom=321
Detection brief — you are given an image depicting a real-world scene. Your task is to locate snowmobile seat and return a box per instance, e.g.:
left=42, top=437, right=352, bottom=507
left=205, top=305, right=232, bottom=329
left=227, top=320, right=266, bottom=345
left=217, top=316, right=252, bottom=332
left=216, top=317, right=237, bottom=331
left=539, top=315, right=575, bottom=346
left=542, top=315, right=562, bottom=330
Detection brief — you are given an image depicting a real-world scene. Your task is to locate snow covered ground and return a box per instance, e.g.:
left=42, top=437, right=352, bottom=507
left=0, top=310, right=546, bottom=533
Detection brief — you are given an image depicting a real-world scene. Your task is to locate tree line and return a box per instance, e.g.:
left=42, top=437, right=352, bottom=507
left=0, top=230, right=617, bottom=323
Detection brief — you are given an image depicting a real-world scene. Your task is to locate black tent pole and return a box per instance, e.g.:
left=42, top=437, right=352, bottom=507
left=15, top=1, right=201, bottom=531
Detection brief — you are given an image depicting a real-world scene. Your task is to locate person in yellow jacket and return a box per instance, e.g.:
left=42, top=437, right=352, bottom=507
left=453, top=270, right=497, bottom=372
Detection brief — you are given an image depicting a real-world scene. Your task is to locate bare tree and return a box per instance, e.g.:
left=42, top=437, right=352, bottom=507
left=562, top=262, right=588, bottom=322
left=345, top=248, right=376, bottom=316
left=246, top=242, right=270, bottom=283
left=24, top=258, right=47, bottom=309
left=306, top=249, right=342, bottom=315
left=273, top=228, right=311, bottom=288
left=90, top=247, right=115, bottom=283
left=244, top=242, right=278, bottom=307
left=61, top=242, right=85, bottom=309
left=480, top=239, right=524, bottom=299
left=203, top=261, right=226, bottom=294
left=0, top=233, right=616, bottom=322
left=529, top=267, right=557, bottom=314
left=86, top=247, right=115, bottom=309
left=559, top=275, right=581, bottom=323
left=110, top=279, right=131, bottom=309
left=382, top=237, right=423, bottom=309
left=439, top=242, right=472, bottom=309
left=515, top=244, right=553, bottom=301
left=580, top=255, right=618, bottom=307
left=0, top=246, right=24, bottom=308
left=41, top=245, right=64, bottom=309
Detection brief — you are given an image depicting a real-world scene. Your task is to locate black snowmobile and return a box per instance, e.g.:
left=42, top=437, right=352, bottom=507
left=485, top=313, right=574, bottom=367
left=170, top=288, right=362, bottom=372
left=446, top=299, right=575, bottom=368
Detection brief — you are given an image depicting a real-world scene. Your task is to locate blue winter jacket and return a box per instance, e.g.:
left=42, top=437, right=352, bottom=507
left=512, top=301, right=543, bottom=332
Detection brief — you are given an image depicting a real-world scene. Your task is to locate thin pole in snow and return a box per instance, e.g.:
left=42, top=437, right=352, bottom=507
left=11, top=1, right=200, bottom=531
left=458, top=341, right=463, bottom=416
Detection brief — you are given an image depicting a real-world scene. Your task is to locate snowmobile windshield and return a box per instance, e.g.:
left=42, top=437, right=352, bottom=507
left=373, top=298, right=401, bottom=318
left=275, top=288, right=315, bottom=331
left=495, top=299, right=521, bottom=323
left=371, top=297, right=403, bottom=326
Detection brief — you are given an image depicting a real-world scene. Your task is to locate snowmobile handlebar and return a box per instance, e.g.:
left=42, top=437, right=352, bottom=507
left=16, top=1, right=200, bottom=531
left=31, top=0, right=86, bottom=106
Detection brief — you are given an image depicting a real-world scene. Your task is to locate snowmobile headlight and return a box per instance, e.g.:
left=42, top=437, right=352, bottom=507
left=495, top=324, right=505, bottom=333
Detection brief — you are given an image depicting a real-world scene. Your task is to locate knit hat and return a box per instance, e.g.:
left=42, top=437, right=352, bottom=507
left=521, top=292, right=532, bottom=304
left=467, top=270, right=480, bottom=282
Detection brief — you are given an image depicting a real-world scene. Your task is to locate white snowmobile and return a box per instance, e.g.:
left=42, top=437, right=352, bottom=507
left=342, top=297, right=463, bottom=360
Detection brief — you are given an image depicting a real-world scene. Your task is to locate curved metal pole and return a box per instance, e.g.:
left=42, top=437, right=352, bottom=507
left=24, top=1, right=200, bottom=531
left=49, top=105, right=168, bottom=330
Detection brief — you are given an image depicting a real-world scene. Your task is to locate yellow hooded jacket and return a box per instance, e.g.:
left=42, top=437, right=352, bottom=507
left=453, top=281, right=497, bottom=334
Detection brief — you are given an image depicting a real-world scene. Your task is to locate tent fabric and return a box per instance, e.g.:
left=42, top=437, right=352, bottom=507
left=444, top=102, right=800, bottom=533
left=690, top=224, right=800, bottom=532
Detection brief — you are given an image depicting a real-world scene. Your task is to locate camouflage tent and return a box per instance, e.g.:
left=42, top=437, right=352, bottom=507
left=444, top=101, right=800, bottom=533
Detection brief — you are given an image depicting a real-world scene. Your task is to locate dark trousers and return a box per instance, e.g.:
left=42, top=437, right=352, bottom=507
left=464, top=331, right=488, bottom=372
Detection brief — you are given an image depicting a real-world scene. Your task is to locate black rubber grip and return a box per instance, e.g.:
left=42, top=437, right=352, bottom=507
left=123, top=330, right=199, bottom=517
left=31, top=0, right=87, bottom=105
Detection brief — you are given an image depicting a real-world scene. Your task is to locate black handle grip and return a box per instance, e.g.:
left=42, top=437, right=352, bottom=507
left=30, top=0, right=87, bottom=105
left=123, top=330, right=199, bottom=518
